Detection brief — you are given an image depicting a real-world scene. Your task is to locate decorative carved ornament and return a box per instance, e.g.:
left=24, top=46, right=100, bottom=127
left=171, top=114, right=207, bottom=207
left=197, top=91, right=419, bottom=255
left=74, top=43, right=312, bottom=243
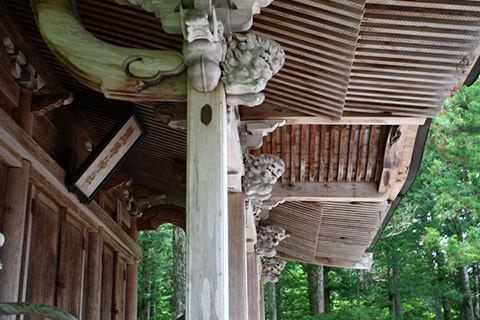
left=240, top=120, right=286, bottom=152
left=243, top=153, right=285, bottom=201
left=222, top=33, right=285, bottom=107
left=2, top=37, right=44, bottom=91
left=261, top=257, right=286, bottom=283
left=256, top=225, right=286, bottom=257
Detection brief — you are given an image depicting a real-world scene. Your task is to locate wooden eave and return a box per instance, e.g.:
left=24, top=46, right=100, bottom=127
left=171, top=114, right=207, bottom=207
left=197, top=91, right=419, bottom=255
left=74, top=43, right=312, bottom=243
left=3, top=0, right=480, bottom=269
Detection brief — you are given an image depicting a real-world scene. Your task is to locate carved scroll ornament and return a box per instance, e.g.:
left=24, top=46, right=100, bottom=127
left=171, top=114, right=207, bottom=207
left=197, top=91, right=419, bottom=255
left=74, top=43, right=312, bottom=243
left=261, top=258, right=286, bottom=283
left=32, top=0, right=186, bottom=101
left=243, top=153, right=285, bottom=201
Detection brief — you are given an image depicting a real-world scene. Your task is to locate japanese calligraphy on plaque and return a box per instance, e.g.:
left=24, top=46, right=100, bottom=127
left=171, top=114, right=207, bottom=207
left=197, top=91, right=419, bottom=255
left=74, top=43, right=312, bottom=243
left=67, top=112, right=144, bottom=203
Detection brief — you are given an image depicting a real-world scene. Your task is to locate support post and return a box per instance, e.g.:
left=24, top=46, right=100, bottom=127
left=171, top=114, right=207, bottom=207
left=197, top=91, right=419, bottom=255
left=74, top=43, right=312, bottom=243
left=186, top=82, right=229, bottom=320
left=229, top=193, right=248, bottom=320
left=247, top=252, right=261, bottom=320
left=85, top=231, right=103, bottom=320
left=15, top=88, right=33, bottom=135
left=0, top=159, right=30, bottom=318
left=125, top=217, right=138, bottom=320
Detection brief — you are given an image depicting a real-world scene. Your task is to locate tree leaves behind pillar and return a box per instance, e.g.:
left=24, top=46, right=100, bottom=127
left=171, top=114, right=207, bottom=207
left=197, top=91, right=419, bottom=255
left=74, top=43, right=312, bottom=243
left=172, top=226, right=186, bottom=319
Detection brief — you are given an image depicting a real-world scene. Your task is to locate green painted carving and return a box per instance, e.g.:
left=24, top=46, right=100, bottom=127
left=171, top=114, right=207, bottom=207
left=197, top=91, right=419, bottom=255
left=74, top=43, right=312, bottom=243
left=31, top=0, right=187, bottom=101
left=0, top=302, right=76, bottom=320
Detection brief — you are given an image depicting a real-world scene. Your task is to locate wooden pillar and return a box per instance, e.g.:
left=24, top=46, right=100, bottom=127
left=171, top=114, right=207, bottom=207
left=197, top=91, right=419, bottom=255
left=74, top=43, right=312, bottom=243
left=247, top=252, right=261, bottom=320
left=15, top=88, right=33, bottom=135
left=186, top=82, right=229, bottom=320
left=125, top=217, right=138, bottom=320
left=259, top=282, right=265, bottom=320
left=85, top=231, right=103, bottom=320
left=229, top=193, right=248, bottom=320
left=0, top=159, right=30, bottom=316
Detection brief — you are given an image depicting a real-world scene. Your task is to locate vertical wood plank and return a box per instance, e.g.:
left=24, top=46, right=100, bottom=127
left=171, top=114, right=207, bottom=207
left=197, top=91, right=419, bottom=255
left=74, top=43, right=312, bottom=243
left=86, top=231, right=103, bottom=320
left=25, top=191, right=61, bottom=320
left=125, top=217, right=138, bottom=320
left=337, top=126, right=347, bottom=182
left=15, top=88, right=33, bottom=135
left=247, top=252, right=260, bottom=320
left=281, top=126, right=289, bottom=183
left=271, top=129, right=279, bottom=157
left=309, top=125, right=318, bottom=182
left=375, top=126, right=389, bottom=182
left=328, top=126, right=337, bottom=182
left=319, top=126, right=327, bottom=182
left=56, top=217, right=86, bottom=319
left=356, top=125, right=367, bottom=182
left=187, top=83, right=228, bottom=320
left=346, top=125, right=358, bottom=182
left=101, top=246, right=114, bottom=320
left=0, top=160, right=30, bottom=317
left=229, top=193, right=248, bottom=320
left=365, top=125, right=378, bottom=182
left=300, top=124, right=307, bottom=182
left=290, top=125, right=297, bottom=184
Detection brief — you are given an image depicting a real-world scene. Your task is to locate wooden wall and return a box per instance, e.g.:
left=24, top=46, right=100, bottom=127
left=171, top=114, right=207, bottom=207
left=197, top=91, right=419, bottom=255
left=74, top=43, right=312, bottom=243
left=0, top=171, right=132, bottom=319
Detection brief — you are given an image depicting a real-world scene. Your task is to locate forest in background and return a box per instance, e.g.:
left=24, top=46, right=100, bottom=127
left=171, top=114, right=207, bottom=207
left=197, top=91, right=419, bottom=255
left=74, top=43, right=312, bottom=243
left=137, top=79, right=480, bottom=320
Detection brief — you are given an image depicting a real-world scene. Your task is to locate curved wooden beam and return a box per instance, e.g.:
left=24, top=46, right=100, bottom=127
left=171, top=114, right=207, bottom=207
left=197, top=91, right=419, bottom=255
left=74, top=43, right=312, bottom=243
left=31, top=0, right=187, bottom=101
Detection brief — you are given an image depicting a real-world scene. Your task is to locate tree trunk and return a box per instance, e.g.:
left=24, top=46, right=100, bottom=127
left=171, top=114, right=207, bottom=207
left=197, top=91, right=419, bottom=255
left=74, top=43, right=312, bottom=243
left=317, top=266, right=325, bottom=313
left=304, top=264, right=325, bottom=314
left=146, top=276, right=151, bottom=320
left=433, top=297, right=443, bottom=320
left=324, top=267, right=331, bottom=313
left=268, top=283, right=277, bottom=320
left=390, top=267, right=403, bottom=319
left=172, top=227, right=186, bottom=319
left=460, top=265, right=474, bottom=320
left=473, top=264, right=480, bottom=320
left=305, top=264, right=319, bottom=314
left=455, top=224, right=474, bottom=320
left=442, top=294, right=452, bottom=320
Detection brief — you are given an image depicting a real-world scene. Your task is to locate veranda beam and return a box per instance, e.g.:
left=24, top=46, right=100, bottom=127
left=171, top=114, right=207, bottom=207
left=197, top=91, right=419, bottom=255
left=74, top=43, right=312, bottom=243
left=186, top=82, right=229, bottom=320
left=271, top=182, right=387, bottom=202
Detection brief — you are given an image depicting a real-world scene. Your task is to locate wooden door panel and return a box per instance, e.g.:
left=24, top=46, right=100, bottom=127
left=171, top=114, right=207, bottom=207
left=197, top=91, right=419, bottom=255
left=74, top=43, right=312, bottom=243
left=57, top=216, right=85, bottom=318
left=25, top=192, right=60, bottom=320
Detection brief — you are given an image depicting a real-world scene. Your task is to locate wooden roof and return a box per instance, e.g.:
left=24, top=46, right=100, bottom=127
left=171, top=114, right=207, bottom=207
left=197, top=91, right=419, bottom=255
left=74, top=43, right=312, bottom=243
left=4, top=0, right=480, bottom=269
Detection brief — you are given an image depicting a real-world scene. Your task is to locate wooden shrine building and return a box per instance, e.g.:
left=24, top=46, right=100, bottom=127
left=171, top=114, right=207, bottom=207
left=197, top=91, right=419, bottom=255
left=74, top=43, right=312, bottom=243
left=1, top=0, right=480, bottom=319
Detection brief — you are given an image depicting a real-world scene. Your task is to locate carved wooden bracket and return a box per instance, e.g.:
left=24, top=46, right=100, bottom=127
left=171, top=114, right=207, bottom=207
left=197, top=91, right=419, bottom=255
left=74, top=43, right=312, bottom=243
left=256, top=225, right=286, bottom=257
left=261, top=258, right=286, bottom=283
left=240, top=120, right=286, bottom=152
left=31, top=0, right=186, bottom=101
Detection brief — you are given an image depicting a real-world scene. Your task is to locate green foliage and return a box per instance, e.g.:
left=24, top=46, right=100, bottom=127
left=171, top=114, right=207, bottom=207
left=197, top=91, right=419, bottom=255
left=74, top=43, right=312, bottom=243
left=138, top=224, right=175, bottom=320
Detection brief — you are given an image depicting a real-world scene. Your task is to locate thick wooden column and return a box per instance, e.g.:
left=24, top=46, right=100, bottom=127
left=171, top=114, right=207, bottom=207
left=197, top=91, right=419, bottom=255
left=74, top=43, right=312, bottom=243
left=247, top=251, right=261, bottom=320
left=186, top=82, right=229, bottom=320
left=229, top=193, right=248, bottom=320
left=125, top=217, right=138, bottom=320
left=0, top=159, right=30, bottom=315
left=85, top=231, right=103, bottom=320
